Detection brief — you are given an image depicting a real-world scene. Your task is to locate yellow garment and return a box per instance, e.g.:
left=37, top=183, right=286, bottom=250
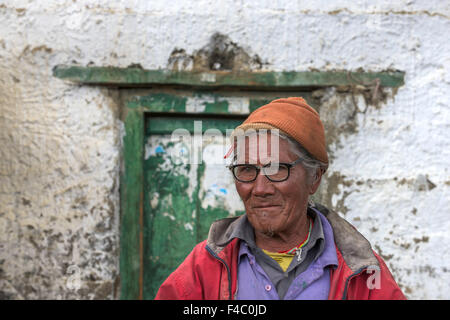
left=262, top=249, right=295, bottom=272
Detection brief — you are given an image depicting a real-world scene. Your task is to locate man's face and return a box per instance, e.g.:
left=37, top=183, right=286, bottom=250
left=233, top=133, right=320, bottom=237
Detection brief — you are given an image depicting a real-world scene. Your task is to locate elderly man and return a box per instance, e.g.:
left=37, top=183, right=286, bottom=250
left=155, top=97, right=405, bottom=300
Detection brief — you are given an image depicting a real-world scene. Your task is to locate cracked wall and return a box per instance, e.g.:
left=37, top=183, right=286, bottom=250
left=0, top=0, right=449, bottom=299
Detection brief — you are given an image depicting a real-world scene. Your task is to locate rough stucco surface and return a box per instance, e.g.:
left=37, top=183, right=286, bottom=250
left=0, top=0, right=449, bottom=299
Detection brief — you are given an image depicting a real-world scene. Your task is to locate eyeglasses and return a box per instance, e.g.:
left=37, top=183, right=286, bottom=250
left=227, top=158, right=303, bottom=182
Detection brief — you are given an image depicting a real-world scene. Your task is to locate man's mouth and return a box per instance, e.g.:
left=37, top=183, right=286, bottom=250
left=252, top=205, right=281, bottom=209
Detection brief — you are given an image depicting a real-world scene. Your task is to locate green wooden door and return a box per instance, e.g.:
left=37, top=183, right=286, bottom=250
left=143, top=114, right=246, bottom=299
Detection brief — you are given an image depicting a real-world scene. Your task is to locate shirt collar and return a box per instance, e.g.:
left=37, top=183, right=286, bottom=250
left=310, top=206, right=339, bottom=268
left=303, top=206, right=325, bottom=254
left=222, top=214, right=257, bottom=248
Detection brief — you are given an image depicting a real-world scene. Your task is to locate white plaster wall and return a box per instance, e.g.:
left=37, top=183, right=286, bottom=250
left=0, top=0, right=449, bottom=299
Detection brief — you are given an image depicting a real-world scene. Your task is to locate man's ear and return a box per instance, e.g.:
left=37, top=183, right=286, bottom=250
left=309, top=168, right=323, bottom=195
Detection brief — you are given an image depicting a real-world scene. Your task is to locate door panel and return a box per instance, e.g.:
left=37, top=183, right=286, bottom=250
left=143, top=115, right=246, bottom=299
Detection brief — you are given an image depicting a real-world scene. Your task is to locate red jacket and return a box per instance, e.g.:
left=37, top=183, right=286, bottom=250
left=155, top=204, right=406, bottom=300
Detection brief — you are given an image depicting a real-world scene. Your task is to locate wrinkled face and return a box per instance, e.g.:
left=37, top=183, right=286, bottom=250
left=233, top=133, right=320, bottom=237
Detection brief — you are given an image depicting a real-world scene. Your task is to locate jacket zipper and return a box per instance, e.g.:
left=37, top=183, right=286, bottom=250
left=341, top=266, right=377, bottom=300
left=205, top=245, right=233, bottom=300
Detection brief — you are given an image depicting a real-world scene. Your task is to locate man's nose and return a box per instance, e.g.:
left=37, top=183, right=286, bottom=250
left=251, top=171, right=276, bottom=197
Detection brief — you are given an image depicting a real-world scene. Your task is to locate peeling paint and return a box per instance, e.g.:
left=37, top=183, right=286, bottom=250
left=185, top=96, right=212, bottom=113
left=221, top=97, right=250, bottom=114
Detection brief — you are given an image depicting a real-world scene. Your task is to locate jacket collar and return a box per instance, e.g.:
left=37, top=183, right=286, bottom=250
left=206, top=216, right=242, bottom=256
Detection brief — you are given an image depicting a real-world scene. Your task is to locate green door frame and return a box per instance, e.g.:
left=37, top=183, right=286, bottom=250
left=120, top=104, right=145, bottom=300
left=52, top=66, right=405, bottom=299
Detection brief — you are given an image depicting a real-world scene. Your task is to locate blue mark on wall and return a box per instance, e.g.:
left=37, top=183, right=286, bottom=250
left=155, top=145, right=165, bottom=154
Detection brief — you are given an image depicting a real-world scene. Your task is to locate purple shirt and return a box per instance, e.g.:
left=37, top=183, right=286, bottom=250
left=236, top=209, right=338, bottom=300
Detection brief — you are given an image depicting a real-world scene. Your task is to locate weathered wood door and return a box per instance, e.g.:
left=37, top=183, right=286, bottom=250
left=141, top=94, right=257, bottom=299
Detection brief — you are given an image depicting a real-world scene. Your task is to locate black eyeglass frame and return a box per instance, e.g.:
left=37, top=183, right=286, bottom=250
left=227, top=158, right=303, bottom=183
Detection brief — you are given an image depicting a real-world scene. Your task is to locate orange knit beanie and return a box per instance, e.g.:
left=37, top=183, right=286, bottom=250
left=232, top=97, right=328, bottom=169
